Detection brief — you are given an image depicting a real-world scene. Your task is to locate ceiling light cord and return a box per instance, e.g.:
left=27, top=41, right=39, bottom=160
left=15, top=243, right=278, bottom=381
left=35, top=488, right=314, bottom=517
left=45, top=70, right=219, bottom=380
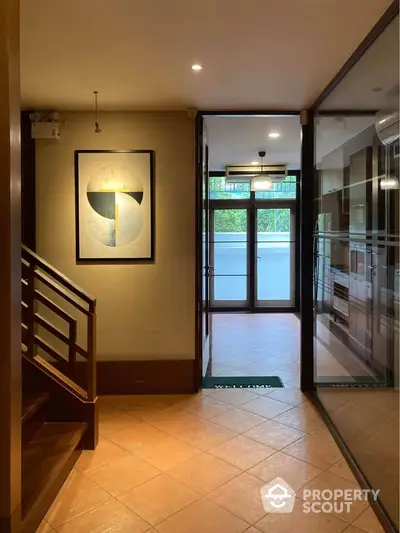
left=94, top=90, right=102, bottom=133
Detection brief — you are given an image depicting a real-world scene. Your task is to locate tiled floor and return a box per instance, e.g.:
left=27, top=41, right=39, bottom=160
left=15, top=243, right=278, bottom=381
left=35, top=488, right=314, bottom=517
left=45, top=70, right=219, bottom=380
left=210, top=313, right=364, bottom=384
left=317, top=387, right=400, bottom=529
left=37, top=389, right=385, bottom=533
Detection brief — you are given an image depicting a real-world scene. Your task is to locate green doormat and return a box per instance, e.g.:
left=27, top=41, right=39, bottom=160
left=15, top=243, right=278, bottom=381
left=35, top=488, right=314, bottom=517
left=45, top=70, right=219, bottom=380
left=202, top=376, right=284, bottom=389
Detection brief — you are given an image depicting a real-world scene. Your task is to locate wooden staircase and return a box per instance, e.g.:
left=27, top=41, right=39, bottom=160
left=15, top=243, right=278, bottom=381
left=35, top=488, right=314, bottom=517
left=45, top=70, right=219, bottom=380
left=20, top=247, right=98, bottom=533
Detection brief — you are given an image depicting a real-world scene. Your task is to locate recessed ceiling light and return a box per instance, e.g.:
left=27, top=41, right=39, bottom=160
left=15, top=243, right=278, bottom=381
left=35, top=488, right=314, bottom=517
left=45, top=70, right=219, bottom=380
left=191, top=64, right=203, bottom=71
left=268, top=132, right=280, bottom=138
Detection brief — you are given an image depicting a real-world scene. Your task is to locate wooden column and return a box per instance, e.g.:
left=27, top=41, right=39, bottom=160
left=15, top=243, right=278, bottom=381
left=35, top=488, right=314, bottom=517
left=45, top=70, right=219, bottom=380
left=0, top=1, right=22, bottom=532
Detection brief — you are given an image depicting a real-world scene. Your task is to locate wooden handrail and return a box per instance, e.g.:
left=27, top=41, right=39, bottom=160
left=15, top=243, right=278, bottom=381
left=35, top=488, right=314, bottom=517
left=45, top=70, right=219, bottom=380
left=21, top=245, right=96, bottom=309
left=21, top=246, right=97, bottom=402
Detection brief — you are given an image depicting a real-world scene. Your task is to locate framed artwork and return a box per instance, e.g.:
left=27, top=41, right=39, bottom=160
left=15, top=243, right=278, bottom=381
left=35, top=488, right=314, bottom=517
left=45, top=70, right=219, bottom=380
left=75, top=150, right=155, bottom=262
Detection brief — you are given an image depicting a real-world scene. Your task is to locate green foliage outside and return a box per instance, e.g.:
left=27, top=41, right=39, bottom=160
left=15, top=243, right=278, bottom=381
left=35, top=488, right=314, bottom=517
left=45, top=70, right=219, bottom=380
left=214, top=209, right=291, bottom=233
left=209, top=175, right=296, bottom=233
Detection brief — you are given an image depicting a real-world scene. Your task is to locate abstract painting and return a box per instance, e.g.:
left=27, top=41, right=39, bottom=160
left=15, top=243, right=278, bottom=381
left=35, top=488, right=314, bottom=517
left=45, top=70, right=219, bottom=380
left=75, top=150, right=154, bottom=261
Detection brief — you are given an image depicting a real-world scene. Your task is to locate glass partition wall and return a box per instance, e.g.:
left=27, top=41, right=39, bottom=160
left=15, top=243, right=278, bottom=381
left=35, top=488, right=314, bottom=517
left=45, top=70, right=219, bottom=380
left=312, top=13, right=399, bottom=531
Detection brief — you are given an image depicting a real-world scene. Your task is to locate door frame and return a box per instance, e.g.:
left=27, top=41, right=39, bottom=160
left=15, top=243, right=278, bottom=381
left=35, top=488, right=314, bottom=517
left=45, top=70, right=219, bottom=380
left=195, top=111, right=301, bottom=391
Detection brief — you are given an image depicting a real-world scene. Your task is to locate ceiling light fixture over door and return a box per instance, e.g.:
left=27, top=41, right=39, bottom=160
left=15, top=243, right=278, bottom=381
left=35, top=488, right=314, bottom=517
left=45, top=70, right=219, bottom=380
left=251, top=151, right=273, bottom=191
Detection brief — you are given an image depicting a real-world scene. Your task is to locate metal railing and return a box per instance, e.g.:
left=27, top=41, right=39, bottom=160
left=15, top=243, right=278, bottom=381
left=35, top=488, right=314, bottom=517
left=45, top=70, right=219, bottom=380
left=21, top=245, right=96, bottom=401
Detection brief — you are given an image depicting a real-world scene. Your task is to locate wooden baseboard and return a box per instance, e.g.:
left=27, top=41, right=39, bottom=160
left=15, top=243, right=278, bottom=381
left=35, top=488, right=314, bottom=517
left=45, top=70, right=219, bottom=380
left=96, top=359, right=197, bottom=395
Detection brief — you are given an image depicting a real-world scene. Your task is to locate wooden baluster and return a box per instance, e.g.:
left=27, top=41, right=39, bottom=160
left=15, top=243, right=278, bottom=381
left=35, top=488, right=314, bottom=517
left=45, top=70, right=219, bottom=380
left=69, top=320, right=77, bottom=369
left=25, top=261, right=36, bottom=358
left=87, top=302, right=97, bottom=401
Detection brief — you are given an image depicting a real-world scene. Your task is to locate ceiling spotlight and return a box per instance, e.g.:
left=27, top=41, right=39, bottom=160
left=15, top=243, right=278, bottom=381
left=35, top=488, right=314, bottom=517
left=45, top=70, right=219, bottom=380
left=268, top=132, right=280, bottom=138
left=191, top=64, right=203, bottom=71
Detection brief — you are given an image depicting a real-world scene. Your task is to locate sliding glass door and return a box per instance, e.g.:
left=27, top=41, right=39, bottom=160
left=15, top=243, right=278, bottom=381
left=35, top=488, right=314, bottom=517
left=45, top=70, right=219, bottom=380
left=210, top=202, right=296, bottom=309
left=256, top=206, right=295, bottom=307
left=210, top=208, right=249, bottom=307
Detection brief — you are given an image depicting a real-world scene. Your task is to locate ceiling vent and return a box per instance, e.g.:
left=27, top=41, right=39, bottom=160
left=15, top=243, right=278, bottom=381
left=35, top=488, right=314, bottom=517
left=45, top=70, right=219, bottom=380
left=225, top=164, right=287, bottom=183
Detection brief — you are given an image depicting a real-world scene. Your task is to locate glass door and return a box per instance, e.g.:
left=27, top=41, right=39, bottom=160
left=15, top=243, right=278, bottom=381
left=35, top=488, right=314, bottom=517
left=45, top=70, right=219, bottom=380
left=255, top=206, right=295, bottom=307
left=210, top=208, right=249, bottom=307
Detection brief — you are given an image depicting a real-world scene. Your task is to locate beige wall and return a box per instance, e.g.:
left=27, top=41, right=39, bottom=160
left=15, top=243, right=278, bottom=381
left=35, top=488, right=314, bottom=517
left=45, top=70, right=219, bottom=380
left=35, top=112, right=196, bottom=361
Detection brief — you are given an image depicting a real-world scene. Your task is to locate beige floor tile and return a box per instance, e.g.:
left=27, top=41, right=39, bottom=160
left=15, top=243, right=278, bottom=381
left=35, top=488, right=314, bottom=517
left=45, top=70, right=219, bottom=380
left=211, top=408, right=266, bottom=433
left=99, top=411, right=139, bottom=436
left=181, top=395, right=232, bottom=419
left=167, top=452, right=241, bottom=495
left=309, top=424, right=335, bottom=442
left=342, top=527, right=368, bottom=533
left=36, top=520, right=53, bottom=533
left=202, top=389, right=260, bottom=406
left=302, top=472, right=368, bottom=523
left=75, top=437, right=129, bottom=473
left=256, top=499, right=348, bottom=533
left=144, top=407, right=202, bottom=435
left=107, top=422, right=169, bottom=453
left=45, top=470, right=111, bottom=527
left=208, top=472, right=267, bottom=524
left=352, top=507, right=386, bottom=533
left=283, top=435, right=342, bottom=469
left=86, top=454, right=161, bottom=496
left=133, top=435, right=202, bottom=471
left=241, top=397, right=292, bottom=419
left=175, top=419, right=236, bottom=451
left=274, top=406, right=324, bottom=432
left=118, top=473, right=200, bottom=525
left=244, top=528, right=263, bottom=533
left=55, top=499, right=150, bottom=533
left=327, top=459, right=357, bottom=484
left=156, top=497, right=249, bottom=533
left=248, top=451, right=322, bottom=491
left=244, top=420, right=304, bottom=450
left=266, top=388, right=308, bottom=406
left=209, top=435, right=275, bottom=470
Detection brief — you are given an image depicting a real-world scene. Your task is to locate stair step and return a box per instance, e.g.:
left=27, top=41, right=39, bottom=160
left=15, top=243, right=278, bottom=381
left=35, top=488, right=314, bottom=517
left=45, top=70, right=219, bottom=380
left=22, top=422, right=87, bottom=533
left=22, top=391, right=49, bottom=425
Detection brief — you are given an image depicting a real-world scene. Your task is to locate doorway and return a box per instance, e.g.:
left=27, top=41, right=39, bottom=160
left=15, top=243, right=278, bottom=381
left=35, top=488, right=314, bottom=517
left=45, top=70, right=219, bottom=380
left=210, top=200, right=297, bottom=310
left=196, top=114, right=302, bottom=386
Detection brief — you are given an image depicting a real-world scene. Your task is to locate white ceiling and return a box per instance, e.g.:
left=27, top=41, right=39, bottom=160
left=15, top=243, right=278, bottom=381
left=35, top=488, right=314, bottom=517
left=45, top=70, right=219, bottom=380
left=205, top=115, right=376, bottom=170
left=20, top=0, right=392, bottom=111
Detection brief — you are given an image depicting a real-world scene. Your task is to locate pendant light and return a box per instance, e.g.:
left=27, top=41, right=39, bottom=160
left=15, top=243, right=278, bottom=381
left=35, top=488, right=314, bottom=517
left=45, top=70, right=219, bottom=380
left=251, top=151, right=273, bottom=191
left=94, top=91, right=102, bottom=133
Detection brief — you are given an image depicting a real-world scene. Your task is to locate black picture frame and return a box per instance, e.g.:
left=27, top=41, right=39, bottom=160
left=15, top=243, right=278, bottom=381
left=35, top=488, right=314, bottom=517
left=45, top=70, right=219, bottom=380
left=74, top=149, right=155, bottom=263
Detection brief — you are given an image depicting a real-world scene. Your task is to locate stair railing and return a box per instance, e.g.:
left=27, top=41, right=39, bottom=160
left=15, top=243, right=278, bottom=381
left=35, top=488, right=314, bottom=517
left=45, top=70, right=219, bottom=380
left=21, top=245, right=97, bottom=402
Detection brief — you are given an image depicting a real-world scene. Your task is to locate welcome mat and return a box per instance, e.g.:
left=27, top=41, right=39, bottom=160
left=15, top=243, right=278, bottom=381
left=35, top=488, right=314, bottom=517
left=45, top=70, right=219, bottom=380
left=202, top=376, right=284, bottom=389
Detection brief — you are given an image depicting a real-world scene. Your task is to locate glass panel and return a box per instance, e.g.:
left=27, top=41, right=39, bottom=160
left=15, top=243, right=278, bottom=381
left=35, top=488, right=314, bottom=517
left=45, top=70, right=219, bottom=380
left=255, top=174, right=297, bottom=199
left=209, top=175, right=250, bottom=200
left=212, top=209, right=248, bottom=303
left=313, top=16, right=399, bottom=529
left=256, top=208, right=293, bottom=303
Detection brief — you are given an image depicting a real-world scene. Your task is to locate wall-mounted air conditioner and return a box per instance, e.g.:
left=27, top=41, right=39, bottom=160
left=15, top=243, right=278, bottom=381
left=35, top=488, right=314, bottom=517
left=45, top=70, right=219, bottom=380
left=225, top=165, right=287, bottom=183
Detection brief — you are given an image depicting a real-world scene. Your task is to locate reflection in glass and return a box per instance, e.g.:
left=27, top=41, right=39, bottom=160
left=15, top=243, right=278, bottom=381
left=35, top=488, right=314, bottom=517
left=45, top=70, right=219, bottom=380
left=313, top=15, right=399, bottom=529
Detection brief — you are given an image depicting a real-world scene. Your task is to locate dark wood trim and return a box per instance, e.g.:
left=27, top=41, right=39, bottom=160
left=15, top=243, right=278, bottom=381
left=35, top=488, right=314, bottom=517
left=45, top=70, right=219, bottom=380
left=315, top=110, right=378, bottom=117
left=74, top=150, right=156, bottom=263
left=95, top=359, right=196, bottom=395
left=310, top=0, right=399, bottom=110
left=194, top=114, right=203, bottom=391
left=294, top=171, right=301, bottom=311
left=0, top=0, right=22, bottom=528
left=300, top=112, right=315, bottom=392
left=309, top=391, right=397, bottom=533
left=21, top=111, right=36, bottom=251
